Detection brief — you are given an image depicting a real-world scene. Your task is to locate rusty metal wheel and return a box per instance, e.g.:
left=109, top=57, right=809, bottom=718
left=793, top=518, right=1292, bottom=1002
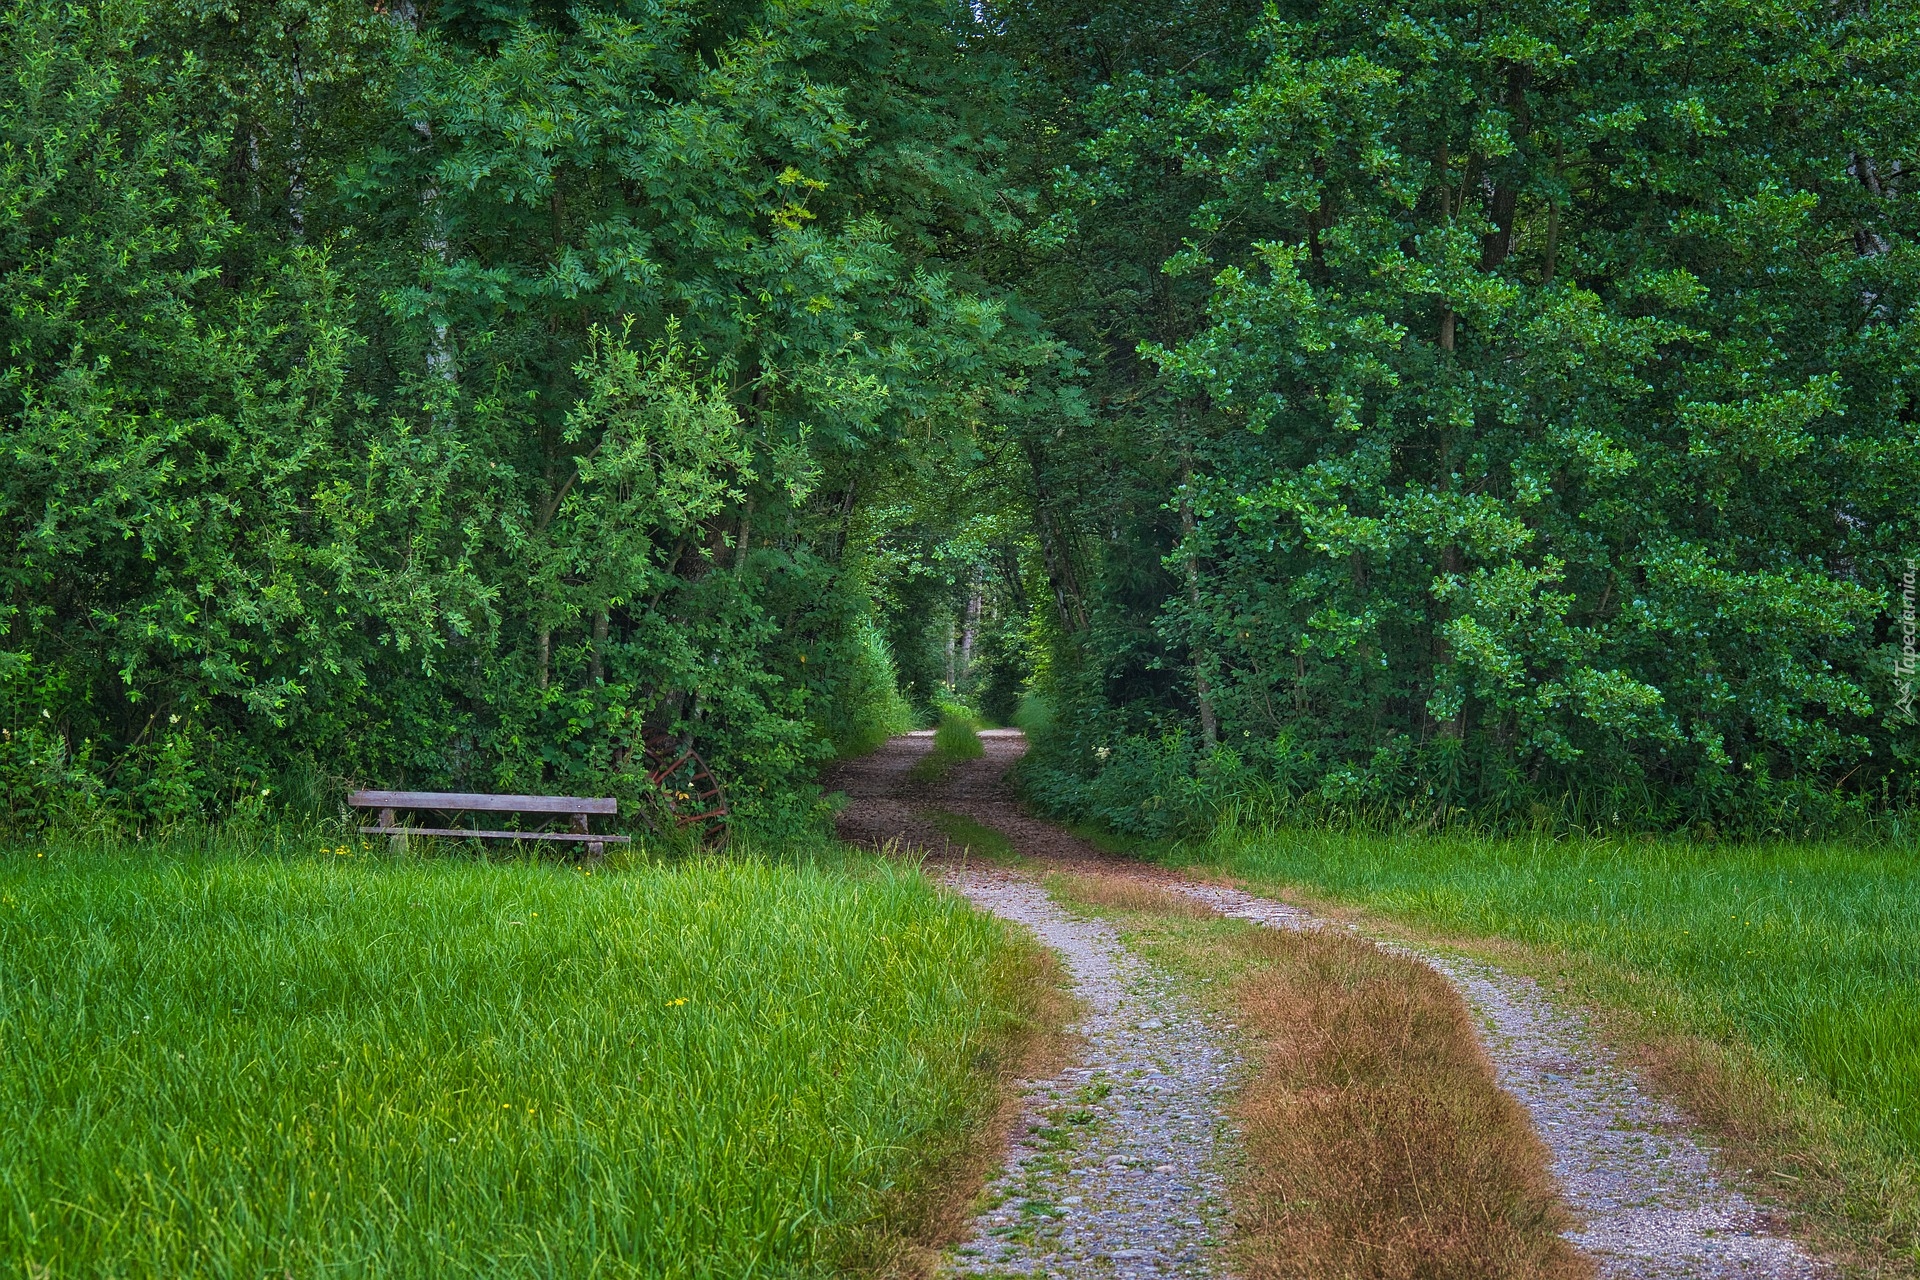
left=640, top=728, right=730, bottom=849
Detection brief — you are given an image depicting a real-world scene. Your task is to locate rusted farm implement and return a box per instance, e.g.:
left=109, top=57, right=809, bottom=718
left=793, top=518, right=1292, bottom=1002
left=640, top=728, right=730, bottom=849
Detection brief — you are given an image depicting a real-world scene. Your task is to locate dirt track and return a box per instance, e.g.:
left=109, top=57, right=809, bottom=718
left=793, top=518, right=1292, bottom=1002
left=826, top=727, right=1151, bottom=871
left=826, top=729, right=1822, bottom=1279
left=832, top=729, right=1242, bottom=1277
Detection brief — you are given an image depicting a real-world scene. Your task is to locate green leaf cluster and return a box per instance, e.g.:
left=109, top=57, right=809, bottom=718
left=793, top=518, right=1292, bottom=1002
left=0, top=0, right=1036, bottom=830
left=1001, top=0, right=1920, bottom=833
left=4, top=0, right=1916, bottom=836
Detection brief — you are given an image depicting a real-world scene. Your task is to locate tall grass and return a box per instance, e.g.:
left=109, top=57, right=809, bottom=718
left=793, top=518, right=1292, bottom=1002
left=932, top=707, right=985, bottom=760
left=0, top=835, right=1042, bottom=1278
left=909, top=708, right=986, bottom=784
left=1188, top=828, right=1920, bottom=1160
left=819, top=616, right=917, bottom=759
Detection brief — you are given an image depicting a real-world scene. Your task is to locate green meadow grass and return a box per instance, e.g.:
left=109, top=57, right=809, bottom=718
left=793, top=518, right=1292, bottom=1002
left=1188, top=829, right=1920, bottom=1161
left=0, top=837, right=1041, bottom=1278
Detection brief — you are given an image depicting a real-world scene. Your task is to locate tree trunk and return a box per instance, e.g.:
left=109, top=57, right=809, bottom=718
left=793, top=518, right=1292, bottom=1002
left=1432, top=137, right=1465, bottom=738
left=960, top=572, right=982, bottom=675
left=1543, top=139, right=1565, bottom=284
left=420, top=150, right=456, bottom=394
left=1851, top=155, right=1892, bottom=258
left=1180, top=447, right=1220, bottom=751
left=383, top=0, right=456, bottom=396
left=286, top=34, right=307, bottom=242
left=1435, top=543, right=1466, bottom=740
left=825, top=480, right=858, bottom=563
left=1478, top=64, right=1531, bottom=272
left=1024, top=440, right=1089, bottom=632
left=1543, top=197, right=1560, bottom=283
left=996, top=543, right=1028, bottom=611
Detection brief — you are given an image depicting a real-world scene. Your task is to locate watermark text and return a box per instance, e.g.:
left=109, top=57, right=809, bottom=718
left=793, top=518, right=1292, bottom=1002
left=1898, top=558, right=1917, bottom=722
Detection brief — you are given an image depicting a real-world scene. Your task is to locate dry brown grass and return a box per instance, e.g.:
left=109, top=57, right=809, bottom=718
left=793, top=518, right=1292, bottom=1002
left=1231, top=923, right=1593, bottom=1280
left=1051, top=871, right=1593, bottom=1280
left=1051, top=871, right=1218, bottom=917
left=1270, top=906, right=1918, bottom=1277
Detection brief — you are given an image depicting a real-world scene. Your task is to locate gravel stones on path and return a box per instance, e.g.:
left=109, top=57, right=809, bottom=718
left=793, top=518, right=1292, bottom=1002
left=825, top=729, right=1825, bottom=1278
left=1165, top=881, right=1823, bottom=1279
left=941, top=865, right=1240, bottom=1279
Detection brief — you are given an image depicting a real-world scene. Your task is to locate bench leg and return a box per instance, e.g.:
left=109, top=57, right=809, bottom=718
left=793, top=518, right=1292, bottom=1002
left=380, top=808, right=406, bottom=855
left=571, top=812, right=600, bottom=860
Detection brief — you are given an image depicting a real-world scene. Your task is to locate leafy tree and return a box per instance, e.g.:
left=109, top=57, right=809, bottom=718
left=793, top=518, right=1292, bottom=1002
left=0, top=0, right=1038, bottom=831
left=1008, top=0, right=1920, bottom=833
left=5, top=0, right=1916, bottom=838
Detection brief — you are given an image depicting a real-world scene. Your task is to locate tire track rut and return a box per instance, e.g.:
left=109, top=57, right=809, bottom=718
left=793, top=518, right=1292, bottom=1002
left=827, top=729, right=1822, bottom=1279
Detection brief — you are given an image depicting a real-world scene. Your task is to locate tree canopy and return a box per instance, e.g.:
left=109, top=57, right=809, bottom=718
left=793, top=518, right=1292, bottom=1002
left=2, top=0, right=1915, bottom=836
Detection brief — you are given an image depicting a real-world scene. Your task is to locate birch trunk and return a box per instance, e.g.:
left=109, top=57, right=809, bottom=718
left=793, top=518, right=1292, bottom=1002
left=960, top=572, right=982, bottom=675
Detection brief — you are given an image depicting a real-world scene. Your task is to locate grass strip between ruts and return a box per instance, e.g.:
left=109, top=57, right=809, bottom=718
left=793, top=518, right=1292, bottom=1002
left=924, top=810, right=1022, bottom=865
left=0, top=837, right=1053, bottom=1279
left=1050, top=871, right=1592, bottom=1280
left=910, top=711, right=988, bottom=785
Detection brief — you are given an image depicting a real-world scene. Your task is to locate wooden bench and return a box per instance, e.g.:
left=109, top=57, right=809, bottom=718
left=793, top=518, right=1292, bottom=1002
left=347, top=791, right=631, bottom=857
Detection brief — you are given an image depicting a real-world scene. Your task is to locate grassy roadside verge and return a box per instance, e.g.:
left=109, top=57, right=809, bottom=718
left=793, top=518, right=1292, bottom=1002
left=1049, top=871, right=1590, bottom=1280
left=1179, top=828, right=1920, bottom=1277
left=0, top=836, right=1054, bottom=1278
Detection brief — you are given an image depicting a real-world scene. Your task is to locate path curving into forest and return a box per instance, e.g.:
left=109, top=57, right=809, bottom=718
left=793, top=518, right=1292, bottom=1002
left=826, top=730, right=1823, bottom=1279
left=834, top=730, right=1242, bottom=1275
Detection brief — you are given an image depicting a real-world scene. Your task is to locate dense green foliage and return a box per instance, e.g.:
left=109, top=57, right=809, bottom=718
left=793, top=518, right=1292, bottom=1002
left=1003, top=0, right=1920, bottom=833
left=0, top=0, right=1037, bottom=830
left=2, top=0, right=1916, bottom=832
left=1189, top=828, right=1920, bottom=1233
left=0, top=839, right=1040, bottom=1276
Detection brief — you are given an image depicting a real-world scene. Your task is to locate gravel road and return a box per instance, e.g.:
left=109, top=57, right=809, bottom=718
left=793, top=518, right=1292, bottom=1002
left=941, top=866, right=1239, bottom=1278
left=1170, top=882, right=1822, bottom=1279
left=826, top=729, right=1824, bottom=1279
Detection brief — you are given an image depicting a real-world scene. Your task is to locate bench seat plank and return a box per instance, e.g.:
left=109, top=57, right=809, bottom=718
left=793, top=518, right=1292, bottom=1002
left=348, top=791, right=617, bottom=816
left=357, top=825, right=630, bottom=843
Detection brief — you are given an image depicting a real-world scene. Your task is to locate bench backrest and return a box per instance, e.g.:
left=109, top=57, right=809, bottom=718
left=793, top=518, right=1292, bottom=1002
left=347, top=790, right=617, bottom=816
